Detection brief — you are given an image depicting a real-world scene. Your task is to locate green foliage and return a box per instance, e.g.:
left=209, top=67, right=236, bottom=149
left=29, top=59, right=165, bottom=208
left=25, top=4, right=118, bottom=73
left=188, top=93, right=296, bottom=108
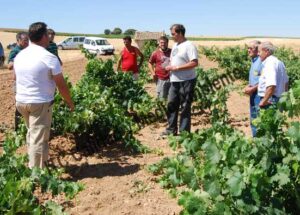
left=111, top=27, right=122, bottom=35
left=138, top=40, right=158, bottom=84
left=52, top=58, right=163, bottom=152
left=200, top=45, right=250, bottom=81
left=124, top=28, right=137, bottom=35
left=142, top=40, right=158, bottom=60
left=274, top=47, right=300, bottom=88
left=0, top=132, right=83, bottom=214
left=104, top=29, right=111, bottom=35
left=200, top=46, right=300, bottom=87
left=150, top=82, right=300, bottom=214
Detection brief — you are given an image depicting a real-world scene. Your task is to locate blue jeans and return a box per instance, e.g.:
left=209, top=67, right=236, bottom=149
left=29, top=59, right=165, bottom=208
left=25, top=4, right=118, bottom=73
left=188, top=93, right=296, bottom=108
left=166, top=79, right=196, bottom=134
left=259, top=96, right=280, bottom=110
left=250, top=92, right=260, bottom=137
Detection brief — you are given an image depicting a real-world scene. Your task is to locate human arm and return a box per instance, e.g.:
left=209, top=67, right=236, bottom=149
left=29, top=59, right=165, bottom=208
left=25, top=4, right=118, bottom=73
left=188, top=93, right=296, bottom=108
left=244, top=84, right=258, bottom=96
left=7, top=49, right=19, bottom=70
left=117, top=55, right=122, bottom=71
left=259, top=85, right=276, bottom=107
left=148, top=62, right=157, bottom=81
left=8, top=62, right=14, bottom=70
left=165, top=59, right=198, bottom=72
left=53, top=73, right=74, bottom=111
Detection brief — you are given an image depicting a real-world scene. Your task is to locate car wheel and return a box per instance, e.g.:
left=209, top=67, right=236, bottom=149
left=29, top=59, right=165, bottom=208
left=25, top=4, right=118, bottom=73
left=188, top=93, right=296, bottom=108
left=58, top=45, right=63, bottom=50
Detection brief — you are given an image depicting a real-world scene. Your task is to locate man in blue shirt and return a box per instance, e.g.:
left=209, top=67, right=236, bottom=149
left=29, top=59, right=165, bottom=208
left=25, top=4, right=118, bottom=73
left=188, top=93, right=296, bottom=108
left=244, top=40, right=262, bottom=137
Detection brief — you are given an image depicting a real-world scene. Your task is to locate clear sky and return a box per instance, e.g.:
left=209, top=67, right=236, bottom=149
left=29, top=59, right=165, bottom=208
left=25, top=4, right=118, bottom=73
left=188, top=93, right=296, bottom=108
left=1, top=0, right=299, bottom=37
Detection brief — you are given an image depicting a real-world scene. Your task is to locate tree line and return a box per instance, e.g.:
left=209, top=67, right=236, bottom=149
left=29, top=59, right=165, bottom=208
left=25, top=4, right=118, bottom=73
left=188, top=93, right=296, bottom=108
left=104, top=27, right=137, bottom=35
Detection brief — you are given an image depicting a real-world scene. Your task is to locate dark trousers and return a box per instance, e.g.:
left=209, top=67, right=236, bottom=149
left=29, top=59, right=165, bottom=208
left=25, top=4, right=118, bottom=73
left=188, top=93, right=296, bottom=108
left=15, top=108, right=22, bottom=131
left=166, top=78, right=196, bottom=134
left=250, top=91, right=260, bottom=137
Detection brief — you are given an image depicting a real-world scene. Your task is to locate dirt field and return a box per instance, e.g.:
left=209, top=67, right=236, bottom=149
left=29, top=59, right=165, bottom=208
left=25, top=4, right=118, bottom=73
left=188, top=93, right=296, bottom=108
left=0, top=31, right=298, bottom=214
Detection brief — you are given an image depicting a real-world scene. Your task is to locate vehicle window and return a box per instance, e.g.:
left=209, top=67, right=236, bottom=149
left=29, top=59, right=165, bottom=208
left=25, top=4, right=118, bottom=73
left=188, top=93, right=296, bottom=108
left=74, top=37, right=79, bottom=42
left=96, top=40, right=110, bottom=45
left=91, top=41, right=95, bottom=46
left=85, top=39, right=90, bottom=44
left=79, top=37, right=85, bottom=42
left=64, top=38, right=72, bottom=43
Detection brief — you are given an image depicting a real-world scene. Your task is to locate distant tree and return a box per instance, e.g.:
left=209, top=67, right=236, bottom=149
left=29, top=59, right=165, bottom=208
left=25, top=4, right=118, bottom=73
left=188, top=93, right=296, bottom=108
left=104, top=29, right=111, bottom=35
left=111, top=27, right=122, bottom=35
left=124, top=29, right=137, bottom=35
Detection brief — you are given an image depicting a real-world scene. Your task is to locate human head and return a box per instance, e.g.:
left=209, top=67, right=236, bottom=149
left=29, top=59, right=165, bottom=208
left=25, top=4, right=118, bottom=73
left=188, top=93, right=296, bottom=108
left=123, top=35, right=132, bottom=47
left=158, top=36, right=169, bottom=51
left=29, top=22, right=49, bottom=47
left=170, top=24, right=185, bottom=42
left=16, top=32, right=29, bottom=49
left=47, top=28, right=55, bottom=42
left=258, top=41, right=276, bottom=61
left=247, top=40, right=260, bottom=58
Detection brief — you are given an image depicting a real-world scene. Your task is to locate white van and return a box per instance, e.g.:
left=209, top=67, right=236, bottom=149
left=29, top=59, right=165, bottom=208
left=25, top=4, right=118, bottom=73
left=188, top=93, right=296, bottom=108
left=57, top=36, right=85, bottom=50
left=83, top=37, right=114, bottom=55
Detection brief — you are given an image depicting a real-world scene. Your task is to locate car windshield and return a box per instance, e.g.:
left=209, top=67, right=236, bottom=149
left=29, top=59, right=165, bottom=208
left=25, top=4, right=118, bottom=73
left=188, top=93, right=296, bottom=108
left=64, top=38, right=72, bottom=43
left=96, top=40, right=110, bottom=45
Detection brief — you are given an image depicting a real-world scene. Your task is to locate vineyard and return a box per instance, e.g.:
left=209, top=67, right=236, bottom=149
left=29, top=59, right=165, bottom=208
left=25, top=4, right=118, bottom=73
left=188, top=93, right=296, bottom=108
left=0, top=41, right=300, bottom=214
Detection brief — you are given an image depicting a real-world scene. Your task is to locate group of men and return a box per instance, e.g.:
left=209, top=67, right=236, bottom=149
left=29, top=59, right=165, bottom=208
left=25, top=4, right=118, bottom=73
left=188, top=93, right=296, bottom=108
left=6, top=22, right=289, bottom=169
left=118, top=24, right=198, bottom=137
left=244, top=40, right=289, bottom=137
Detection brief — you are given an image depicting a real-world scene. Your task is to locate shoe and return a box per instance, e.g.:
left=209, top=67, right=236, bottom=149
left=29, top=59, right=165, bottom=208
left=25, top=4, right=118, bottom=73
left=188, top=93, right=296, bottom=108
left=160, top=130, right=177, bottom=138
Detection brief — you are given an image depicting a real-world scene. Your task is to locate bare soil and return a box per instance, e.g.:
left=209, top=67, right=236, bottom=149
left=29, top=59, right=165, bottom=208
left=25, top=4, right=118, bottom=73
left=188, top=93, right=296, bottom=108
left=0, top=31, right=285, bottom=214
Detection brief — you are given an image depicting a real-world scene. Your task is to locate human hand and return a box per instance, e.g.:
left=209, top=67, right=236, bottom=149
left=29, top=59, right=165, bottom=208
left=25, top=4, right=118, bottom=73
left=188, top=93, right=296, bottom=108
left=165, top=65, right=177, bottom=71
left=259, top=99, right=272, bottom=108
left=68, top=102, right=75, bottom=112
left=244, top=86, right=253, bottom=95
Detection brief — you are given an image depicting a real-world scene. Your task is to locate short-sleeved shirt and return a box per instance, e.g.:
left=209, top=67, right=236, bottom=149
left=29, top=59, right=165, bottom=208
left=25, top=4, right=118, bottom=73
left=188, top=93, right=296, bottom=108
left=170, top=40, right=198, bottom=82
left=8, top=45, right=23, bottom=63
left=47, top=41, right=59, bottom=56
left=14, top=44, right=61, bottom=103
left=258, top=55, right=289, bottom=97
left=249, top=56, right=262, bottom=86
left=121, top=46, right=139, bottom=74
left=149, top=48, right=171, bottom=80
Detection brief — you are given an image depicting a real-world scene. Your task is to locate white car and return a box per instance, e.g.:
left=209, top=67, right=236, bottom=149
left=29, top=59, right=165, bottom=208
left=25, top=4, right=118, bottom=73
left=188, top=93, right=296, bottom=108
left=83, top=37, right=114, bottom=55
left=57, top=36, right=85, bottom=50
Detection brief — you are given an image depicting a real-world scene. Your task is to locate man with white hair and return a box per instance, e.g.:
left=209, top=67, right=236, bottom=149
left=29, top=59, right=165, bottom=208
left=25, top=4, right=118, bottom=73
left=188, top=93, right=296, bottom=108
left=244, top=40, right=262, bottom=137
left=258, top=41, right=288, bottom=109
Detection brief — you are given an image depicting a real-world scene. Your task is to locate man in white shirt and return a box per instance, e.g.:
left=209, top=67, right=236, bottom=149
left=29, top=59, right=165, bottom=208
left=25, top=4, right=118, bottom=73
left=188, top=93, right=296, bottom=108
left=258, top=41, right=289, bottom=108
left=161, top=24, right=198, bottom=136
left=14, top=22, right=74, bottom=168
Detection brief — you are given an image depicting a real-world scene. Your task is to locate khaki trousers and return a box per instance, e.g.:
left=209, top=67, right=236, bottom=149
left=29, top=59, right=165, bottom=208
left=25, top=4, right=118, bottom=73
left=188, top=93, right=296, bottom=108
left=16, top=101, right=53, bottom=168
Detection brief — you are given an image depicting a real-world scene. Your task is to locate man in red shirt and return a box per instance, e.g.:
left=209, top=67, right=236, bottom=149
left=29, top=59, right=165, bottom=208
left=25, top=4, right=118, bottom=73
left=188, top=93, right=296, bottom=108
left=117, top=36, right=144, bottom=80
left=148, top=36, right=171, bottom=99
